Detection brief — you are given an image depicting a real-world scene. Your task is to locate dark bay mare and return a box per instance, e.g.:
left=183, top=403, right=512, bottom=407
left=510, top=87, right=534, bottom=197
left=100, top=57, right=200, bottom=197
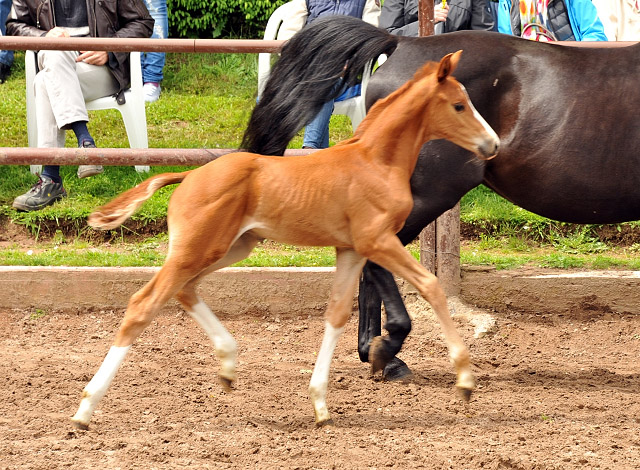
left=242, top=15, right=640, bottom=381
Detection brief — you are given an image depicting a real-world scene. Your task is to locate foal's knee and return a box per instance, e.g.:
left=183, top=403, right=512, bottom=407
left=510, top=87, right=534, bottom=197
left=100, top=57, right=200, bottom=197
left=416, top=273, right=445, bottom=303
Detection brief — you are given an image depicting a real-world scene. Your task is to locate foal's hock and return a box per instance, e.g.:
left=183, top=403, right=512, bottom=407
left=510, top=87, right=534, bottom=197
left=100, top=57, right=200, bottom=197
left=72, top=51, right=499, bottom=429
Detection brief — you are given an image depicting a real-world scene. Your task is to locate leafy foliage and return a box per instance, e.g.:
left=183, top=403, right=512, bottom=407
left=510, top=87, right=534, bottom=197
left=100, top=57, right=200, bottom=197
left=167, top=0, right=289, bottom=38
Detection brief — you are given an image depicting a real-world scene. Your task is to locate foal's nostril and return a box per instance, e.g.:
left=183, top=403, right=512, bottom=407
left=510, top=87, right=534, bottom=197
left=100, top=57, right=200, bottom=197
left=478, top=138, right=499, bottom=160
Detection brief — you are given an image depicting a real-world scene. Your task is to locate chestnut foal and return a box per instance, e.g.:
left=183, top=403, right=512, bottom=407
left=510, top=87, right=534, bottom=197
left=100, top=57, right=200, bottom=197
left=72, top=51, right=499, bottom=429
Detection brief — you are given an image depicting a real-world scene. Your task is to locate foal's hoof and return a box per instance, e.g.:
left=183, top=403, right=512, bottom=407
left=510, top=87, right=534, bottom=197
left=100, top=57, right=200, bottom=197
left=368, top=336, right=393, bottom=375
left=382, top=357, right=414, bottom=382
left=457, top=386, right=473, bottom=402
left=219, top=376, right=234, bottom=392
left=315, top=417, right=335, bottom=427
left=70, top=419, right=89, bottom=431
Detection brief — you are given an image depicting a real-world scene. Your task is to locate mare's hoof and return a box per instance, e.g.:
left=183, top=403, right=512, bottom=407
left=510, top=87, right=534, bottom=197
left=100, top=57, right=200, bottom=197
left=219, top=376, right=234, bottom=392
left=71, top=419, right=89, bottom=431
left=458, top=387, right=473, bottom=402
left=368, top=336, right=392, bottom=375
left=315, top=418, right=335, bottom=427
left=382, top=357, right=414, bottom=382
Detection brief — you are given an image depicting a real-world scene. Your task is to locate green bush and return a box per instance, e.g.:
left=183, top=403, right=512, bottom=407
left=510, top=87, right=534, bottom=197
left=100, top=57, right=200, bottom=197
left=167, top=0, right=289, bottom=38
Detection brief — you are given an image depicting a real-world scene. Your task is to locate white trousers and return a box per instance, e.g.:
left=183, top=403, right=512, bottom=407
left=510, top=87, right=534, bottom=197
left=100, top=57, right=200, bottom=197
left=34, top=50, right=119, bottom=148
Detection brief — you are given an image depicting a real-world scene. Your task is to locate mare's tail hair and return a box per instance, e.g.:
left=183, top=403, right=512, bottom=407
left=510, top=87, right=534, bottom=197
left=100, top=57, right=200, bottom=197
left=88, top=171, right=193, bottom=230
left=241, top=16, right=398, bottom=156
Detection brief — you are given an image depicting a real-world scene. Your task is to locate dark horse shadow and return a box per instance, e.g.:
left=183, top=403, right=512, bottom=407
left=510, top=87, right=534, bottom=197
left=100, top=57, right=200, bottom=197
left=242, top=16, right=640, bottom=380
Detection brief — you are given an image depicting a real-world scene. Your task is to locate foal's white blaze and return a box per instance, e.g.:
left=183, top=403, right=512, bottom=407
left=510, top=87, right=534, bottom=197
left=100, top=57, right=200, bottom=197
left=309, top=322, right=344, bottom=424
left=187, top=300, right=237, bottom=382
left=71, top=345, right=131, bottom=427
left=459, top=84, right=499, bottom=154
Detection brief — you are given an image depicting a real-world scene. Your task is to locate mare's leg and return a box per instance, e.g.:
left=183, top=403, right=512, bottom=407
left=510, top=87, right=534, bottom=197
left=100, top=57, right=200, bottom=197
left=358, top=262, right=413, bottom=381
left=310, top=247, right=366, bottom=426
left=363, top=234, right=475, bottom=399
left=175, top=233, right=260, bottom=390
left=71, top=260, right=200, bottom=429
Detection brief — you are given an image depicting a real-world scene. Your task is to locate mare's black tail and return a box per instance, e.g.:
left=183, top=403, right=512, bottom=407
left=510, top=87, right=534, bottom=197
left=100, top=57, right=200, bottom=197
left=241, top=15, right=398, bottom=156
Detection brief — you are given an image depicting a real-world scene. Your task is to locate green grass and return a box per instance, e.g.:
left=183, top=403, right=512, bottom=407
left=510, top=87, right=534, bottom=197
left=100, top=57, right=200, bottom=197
left=1, top=52, right=640, bottom=269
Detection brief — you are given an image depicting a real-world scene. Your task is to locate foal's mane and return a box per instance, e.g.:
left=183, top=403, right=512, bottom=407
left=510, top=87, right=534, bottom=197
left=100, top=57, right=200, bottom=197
left=348, top=61, right=440, bottom=141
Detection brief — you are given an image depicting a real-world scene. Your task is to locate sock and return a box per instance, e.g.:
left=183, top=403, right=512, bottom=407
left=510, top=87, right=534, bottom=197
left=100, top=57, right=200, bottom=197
left=41, top=165, right=61, bottom=183
left=69, top=121, right=94, bottom=147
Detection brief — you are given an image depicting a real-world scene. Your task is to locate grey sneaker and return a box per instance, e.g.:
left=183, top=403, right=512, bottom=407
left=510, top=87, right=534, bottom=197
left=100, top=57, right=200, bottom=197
left=77, top=140, right=103, bottom=178
left=12, top=175, right=67, bottom=211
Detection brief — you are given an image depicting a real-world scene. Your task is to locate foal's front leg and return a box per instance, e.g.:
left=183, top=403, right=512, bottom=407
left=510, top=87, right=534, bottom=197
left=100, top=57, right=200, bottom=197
left=364, top=235, right=475, bottom=400
left=310, top=248, right=366, bottom=426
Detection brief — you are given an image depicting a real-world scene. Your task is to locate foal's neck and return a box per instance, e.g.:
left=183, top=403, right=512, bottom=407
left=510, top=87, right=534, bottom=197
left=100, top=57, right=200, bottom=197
left=353, top=79, right=437, bottom=174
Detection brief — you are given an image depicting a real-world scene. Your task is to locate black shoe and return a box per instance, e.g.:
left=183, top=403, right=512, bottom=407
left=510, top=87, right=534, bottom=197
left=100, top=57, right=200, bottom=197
left=12, top=175, right=67, bottom=211
left=0, top=64, right=11, bottom=84
left=77, top=140, right=103, bottom=178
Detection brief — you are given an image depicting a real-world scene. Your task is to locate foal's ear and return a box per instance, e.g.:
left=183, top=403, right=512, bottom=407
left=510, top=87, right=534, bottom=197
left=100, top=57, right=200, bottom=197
left=437, top=50, right=463, bottom=83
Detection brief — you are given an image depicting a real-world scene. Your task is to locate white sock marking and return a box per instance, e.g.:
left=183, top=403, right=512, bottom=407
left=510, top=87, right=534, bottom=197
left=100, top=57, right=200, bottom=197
left=72, top=345, right=130, bottom=426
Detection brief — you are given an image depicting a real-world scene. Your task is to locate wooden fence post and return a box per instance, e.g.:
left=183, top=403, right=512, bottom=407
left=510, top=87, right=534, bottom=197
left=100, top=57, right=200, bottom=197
left=417, top=0, right=461, bottom=296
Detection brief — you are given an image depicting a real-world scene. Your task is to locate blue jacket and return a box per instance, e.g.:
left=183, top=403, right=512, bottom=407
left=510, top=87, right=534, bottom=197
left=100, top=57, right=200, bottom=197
left=497, top=0, right=607, bottom=41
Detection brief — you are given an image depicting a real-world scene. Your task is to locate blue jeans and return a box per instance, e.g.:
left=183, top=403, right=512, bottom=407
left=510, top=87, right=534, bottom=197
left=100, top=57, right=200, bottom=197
left=140, top=0, right=168, bottom=83
left=303, top=100, right=334, bottom=149
left=302, top=83, right=361, bottom=149
left=0, top=0, right=14, bottom=67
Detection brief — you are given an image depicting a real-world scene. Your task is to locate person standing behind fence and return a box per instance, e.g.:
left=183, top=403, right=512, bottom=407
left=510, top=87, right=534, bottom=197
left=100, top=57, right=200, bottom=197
left=496, top=0, right=608, bottom=40
left=6, top=0, right=154, bottom=212
left=379, top=0, right=494, bottom=36
left=141, top=0, right=167, bottom=102
left=0, top=0, right=13, bottom=83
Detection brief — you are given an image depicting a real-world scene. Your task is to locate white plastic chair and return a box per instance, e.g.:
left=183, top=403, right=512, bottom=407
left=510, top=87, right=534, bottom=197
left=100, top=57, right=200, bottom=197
left=258, top=1, right=375, bottom=132
left=25, top=50, right=149, bottom=174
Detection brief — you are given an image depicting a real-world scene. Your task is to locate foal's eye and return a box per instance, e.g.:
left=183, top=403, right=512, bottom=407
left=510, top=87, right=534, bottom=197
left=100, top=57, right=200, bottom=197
left=454, top=103, right=465, bottom=113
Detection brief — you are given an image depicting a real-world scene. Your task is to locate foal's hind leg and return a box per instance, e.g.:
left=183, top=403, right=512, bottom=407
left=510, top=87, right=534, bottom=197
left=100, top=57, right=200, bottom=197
left=363, top=235, right=475, bottom=400
left=71, top=261, right=199, bottom=429
left=175, top=233, right=260, bottom=390
left=310, top=248, right=366, bottom=426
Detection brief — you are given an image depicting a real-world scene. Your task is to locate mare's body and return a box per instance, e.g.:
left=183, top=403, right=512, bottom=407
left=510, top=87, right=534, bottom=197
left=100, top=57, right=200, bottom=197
left=241, top=16, right=640, bottom=377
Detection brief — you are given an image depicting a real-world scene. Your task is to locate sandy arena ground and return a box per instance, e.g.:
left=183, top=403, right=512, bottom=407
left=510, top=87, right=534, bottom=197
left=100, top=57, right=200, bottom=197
left=1, top=272, right=640, bottom=469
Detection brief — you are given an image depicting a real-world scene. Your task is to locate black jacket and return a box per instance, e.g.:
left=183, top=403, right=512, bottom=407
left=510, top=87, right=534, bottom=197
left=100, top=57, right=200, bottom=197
left=379, top=0, right=494, bottom=36
left=7, top=0, right=154, bottom=100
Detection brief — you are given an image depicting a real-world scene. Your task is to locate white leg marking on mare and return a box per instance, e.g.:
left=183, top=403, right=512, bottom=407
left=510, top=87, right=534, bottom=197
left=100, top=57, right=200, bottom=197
left=187, top=300, right=237, bottom=382
left=72, top=345, right=131, bottom=427
left=309, top=322, right=344, bottom=424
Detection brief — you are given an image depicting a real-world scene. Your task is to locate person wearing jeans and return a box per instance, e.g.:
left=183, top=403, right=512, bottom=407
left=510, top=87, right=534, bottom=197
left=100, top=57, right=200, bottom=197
left=141, top=0, right=168, bottom=102
left=0, top=0, right=14, bottom=83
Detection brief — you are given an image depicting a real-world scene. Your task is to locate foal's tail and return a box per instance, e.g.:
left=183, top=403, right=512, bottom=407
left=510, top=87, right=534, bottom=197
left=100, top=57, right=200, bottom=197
left=241, top=16, right=398, bottom=156
left=88, top=171, right=192, bottom=230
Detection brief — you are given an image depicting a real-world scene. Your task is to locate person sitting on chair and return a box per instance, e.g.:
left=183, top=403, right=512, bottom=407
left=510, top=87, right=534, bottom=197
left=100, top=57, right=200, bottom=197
left=277, top=0, right=382, bottom=150
left=6, top=0, right=154, bottom=211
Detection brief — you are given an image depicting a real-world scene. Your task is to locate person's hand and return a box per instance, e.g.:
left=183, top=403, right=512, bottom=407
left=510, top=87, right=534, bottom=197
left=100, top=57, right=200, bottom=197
left=45, top=27, right=70, bottom=38
left=434, top=3, right=450, bottom=23
left=77, top=50, right=109, bottom=66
